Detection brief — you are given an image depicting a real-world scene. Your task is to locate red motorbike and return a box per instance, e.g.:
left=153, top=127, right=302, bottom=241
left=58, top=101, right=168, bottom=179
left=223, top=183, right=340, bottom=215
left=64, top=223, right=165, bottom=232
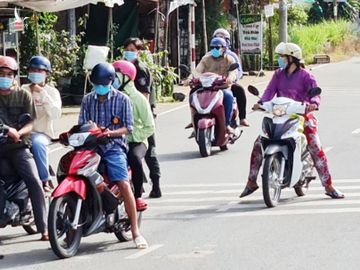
left=189, top=66, right=242, bottom=157
left=48, top=122, right=142, bottom=259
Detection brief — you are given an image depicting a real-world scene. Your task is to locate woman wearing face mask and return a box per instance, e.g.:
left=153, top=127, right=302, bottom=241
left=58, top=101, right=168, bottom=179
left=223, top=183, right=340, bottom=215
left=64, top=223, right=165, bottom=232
left=21, top=56, right=62, bottom=192
left=239, top=42, right=344, bottom=199
left=112, top=60, right=155, bottom=211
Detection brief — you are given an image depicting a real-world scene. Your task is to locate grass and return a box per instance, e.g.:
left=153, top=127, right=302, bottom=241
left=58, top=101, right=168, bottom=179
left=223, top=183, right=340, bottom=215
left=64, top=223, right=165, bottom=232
left=289, top=20, right=357, bottom=64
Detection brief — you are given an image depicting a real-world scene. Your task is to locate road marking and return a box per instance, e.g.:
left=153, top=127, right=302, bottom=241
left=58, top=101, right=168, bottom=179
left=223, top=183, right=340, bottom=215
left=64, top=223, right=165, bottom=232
left=49, top=146, right=64, bottom=153
left=216, top=201, right=238, bottom=212
left=352, top=128, right=360, bottom=134
left=124, top=244, right=164, bottom=259
left=216, top=207, right=360, bottom=218
left=157, top=104, right=188, bottom=116
left=323, top=146, right=333, bottom=153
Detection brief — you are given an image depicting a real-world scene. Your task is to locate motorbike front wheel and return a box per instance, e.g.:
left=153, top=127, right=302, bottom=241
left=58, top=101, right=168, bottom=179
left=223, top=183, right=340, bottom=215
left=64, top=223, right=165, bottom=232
left=114, top=202, right=143, bottom=242
left=198, top=128, right=212, bottom=157
left=48, top=194, right=83, bottom=259
left=262, top=154, right=283, bottom=208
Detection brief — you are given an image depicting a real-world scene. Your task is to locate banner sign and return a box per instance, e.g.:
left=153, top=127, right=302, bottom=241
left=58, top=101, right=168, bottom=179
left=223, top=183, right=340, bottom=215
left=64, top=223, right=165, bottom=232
left=239, top=14, right=263, bottom=54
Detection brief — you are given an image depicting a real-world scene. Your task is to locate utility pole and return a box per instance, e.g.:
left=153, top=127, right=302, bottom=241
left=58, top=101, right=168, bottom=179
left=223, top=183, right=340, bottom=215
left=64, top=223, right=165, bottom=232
left=279, top=0, right=288, bottom=42
left=234, top=0, right=241, bottom=54
left=333, top=0, right=338, bottom=20
left=201, top=0, right=208, bottom=53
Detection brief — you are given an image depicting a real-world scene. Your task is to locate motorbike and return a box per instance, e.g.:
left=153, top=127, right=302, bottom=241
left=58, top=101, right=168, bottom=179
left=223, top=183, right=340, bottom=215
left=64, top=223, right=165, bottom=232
left=189, top=63, right=242, bottom=157
left=0, top=114, right=37, bottom=235
left=48, top=121, right=142, bottom=259
left=248, top=85, right=321, bottom=208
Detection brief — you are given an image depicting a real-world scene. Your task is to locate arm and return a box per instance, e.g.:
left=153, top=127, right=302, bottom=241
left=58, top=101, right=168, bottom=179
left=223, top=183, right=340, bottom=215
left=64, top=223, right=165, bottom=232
left=40, top=86, right=62, bottom=119
left=78, top=96, right=88, bottom=125
left=134, top=97, right=155, bottom=142
left=18, top=122, right=33, bottom=138
left=259, top=71, right=279, bottom=104
left=305, top=72, right=321, bottom=107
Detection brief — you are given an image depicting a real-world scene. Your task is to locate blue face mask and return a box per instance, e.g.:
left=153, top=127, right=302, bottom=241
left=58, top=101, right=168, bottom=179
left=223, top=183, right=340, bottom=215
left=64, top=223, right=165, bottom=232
left=0, top=77, right=14, bottom=90
left=278, top=57, right=287, bottom=69
left=124, top=51, right=138, bottom=62
left=94, top=84, right=110, bottom=96
left=211, top=48, right=222, bottom=58
left=28, top=72, right=46, bottom=84
left=112, top=77, right=122, bottom=90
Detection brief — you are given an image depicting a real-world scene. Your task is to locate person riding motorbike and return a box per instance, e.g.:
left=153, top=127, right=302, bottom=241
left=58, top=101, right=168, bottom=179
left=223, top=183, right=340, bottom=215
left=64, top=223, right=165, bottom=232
left=112, top=60, right=155, bottom=211
left=212, top=28, right=249, bottom=127
left=123, top=37, right=162, bottom=198
left=189, top=37, right=237, bottom=134
left=21, top=56, right=62, bottom=192
left=0, top=56, right=48, bottom=240
left=239, top=42, right=344, bottom=199
left=78, top=63, right=148, bottom=249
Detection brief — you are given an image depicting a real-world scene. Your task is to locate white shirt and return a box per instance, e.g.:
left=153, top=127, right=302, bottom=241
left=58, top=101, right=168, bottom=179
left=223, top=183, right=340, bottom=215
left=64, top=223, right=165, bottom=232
left=22, top=84, right=62, bottom=138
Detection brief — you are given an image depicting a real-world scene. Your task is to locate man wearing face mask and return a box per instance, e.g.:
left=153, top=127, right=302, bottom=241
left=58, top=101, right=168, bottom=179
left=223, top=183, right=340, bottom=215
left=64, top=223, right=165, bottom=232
left=239, top=42, right=344, bottom=199
left=21, top=56, right=62, bottom=192
left=79, top=63, right=148, bottom=249
left=0, top=56, right=48, bottom=240
left=122, top=37, right=162, bottom=198
left=191, top=37, right=237, bottom=134
left=112, top=60, right=155, bottom=210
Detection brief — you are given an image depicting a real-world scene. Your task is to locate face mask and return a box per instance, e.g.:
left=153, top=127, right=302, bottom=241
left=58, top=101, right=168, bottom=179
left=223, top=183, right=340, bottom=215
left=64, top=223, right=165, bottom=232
left=124, top=51, right=138, bottom=62
left=278, top=57, right=287, bottom=69
left=28, top=72, right=46, bottom=84
left=94, top=84, right=110, bottom=96
left=0, top=77, right=14, bottom=90
left=112, top=77, right=121, bottom=90
left=211, top=48, right=222, bottom=58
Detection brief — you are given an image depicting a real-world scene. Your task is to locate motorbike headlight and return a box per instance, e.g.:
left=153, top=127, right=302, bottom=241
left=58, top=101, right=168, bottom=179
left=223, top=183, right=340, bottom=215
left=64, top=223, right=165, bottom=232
left=272, top=104, right=288, bottom=117
left=199, top=75, right=218, bottom=88
left=68, top=132, right=91, bottom=147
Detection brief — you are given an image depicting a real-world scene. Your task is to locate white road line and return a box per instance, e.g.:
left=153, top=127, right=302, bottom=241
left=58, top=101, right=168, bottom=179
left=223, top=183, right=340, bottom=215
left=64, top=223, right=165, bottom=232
left=352, top=128, right=360, bottom=134
left=323, top=146, right=333, bottom=153
left=216, top=201, right=238, bottom=212
left=124, top=244, right=164, bottom=260
left=49, top=146, right=64, bottom=153
left=157, top=104, right=188, bottom=116
left=216, top=207, right=360, bottom=218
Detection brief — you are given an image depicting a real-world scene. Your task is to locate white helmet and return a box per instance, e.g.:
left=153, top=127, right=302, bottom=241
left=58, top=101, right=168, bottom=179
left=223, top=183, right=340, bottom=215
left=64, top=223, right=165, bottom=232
left=213, top=28, right=231, bottom=40
left=275, top=42, right=303, bottom=61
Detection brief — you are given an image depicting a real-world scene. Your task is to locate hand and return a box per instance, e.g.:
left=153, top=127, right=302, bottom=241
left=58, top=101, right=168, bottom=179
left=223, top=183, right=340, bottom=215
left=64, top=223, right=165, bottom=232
left=30, top=84, right=43, bottom=93
left=252, top=103, right=262, bottom=111
left=103, top=129, right=114, bottom=138
left=307, top=104, right=318, bottom=112
left=7, top=127, right=20, bottom=143
left=225, top=77, right=233, bottom=86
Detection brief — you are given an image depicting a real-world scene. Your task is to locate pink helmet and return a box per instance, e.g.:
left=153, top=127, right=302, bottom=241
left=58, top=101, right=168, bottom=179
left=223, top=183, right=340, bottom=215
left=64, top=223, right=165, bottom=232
left=112, top=60, right=137, bottom=81
left=0, top=56, right=18, bottom=72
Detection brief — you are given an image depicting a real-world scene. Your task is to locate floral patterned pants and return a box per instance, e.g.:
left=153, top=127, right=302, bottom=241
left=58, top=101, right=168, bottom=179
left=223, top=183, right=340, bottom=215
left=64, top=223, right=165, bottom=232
left=248, top=114, right=332, bottom=187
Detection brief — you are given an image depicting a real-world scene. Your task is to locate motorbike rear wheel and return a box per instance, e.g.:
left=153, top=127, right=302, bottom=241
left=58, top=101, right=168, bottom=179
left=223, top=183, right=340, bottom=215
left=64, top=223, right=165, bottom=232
left=48, top=193, right=83, bottom=259
left=198, top=128, right=212, bottom=157
left=114, top=202, right=143, bottom=242
left=262, top=154, right=283, bottom=208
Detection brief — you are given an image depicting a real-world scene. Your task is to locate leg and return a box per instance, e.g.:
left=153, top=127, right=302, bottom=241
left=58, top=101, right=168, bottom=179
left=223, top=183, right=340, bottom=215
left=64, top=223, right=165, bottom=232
left=128, top=143, right=147, bottom=199
left=231, top=84, right=250, bottom=126
left=222, top=89, right=234, bottom=127
left=8, top=148, right=47, bottom=236
left=31, top=133, right=51, bottom=182
left=145, top=134, right=162, bottom=198
left=240, top=136, right=263, bottom=198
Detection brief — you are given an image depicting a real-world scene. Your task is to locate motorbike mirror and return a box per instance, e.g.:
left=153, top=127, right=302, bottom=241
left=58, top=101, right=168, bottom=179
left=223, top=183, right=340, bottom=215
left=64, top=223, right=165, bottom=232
left=17, top=113, right=32, bottom=129
left=248, top=85, right=260, bottom=97
left=308, top=87, right=322, bottom=98
left=228, top=63, right=239, bottom=72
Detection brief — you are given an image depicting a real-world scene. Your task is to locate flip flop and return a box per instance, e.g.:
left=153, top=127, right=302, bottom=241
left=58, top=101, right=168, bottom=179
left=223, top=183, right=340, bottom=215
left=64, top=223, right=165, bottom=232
left=134, top=235, right=148, bottom=249
left=239, top=186, right=259, bottom=198
left=136, top=198, right=148, bottom=211
left=325, top=189, right=345, bottom=199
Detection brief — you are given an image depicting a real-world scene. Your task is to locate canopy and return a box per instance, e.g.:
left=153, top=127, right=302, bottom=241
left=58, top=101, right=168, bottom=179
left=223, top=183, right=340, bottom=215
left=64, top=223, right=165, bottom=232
left=0, top=0, right=124, bottom=12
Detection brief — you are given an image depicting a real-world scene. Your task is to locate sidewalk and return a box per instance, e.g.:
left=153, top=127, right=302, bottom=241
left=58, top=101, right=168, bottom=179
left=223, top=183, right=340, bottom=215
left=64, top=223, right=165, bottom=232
left=61, top=71, right=275, bottom=117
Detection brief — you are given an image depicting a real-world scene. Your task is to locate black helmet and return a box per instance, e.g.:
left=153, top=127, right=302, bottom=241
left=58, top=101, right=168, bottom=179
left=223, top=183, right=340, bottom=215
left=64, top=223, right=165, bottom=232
left=90, top=63, right=115, bottom=85
left=29, top=56, right=52, bottom=72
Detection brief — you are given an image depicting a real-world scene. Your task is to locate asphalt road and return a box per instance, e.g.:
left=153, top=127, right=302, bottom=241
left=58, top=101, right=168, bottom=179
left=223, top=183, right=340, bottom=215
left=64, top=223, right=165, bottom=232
left=1, top=57, right=360, bottom=270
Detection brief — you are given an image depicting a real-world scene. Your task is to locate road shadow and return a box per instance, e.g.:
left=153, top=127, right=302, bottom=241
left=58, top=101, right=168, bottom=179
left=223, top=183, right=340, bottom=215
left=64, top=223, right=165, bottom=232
left=158, top=149, right=224, bottom=163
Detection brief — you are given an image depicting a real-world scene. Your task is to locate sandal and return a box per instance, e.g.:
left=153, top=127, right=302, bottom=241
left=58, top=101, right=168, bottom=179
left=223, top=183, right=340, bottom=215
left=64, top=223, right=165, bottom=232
left=325, top=188, right=345, bottom=199
left=136, top=198, right=148, bottom=211
left=239, top=185, right=259, bottom=198
left=134, top=235, right=148, bottom=249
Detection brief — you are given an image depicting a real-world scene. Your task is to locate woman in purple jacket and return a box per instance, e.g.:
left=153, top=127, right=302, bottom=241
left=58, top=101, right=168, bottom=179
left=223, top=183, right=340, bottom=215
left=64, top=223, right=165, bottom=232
left=240, top=42, right=344, bottom=199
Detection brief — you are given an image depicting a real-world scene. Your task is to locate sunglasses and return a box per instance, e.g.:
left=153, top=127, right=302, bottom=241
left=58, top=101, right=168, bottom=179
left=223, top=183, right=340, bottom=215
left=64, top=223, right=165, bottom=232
left=210, top=46, right=223, bottom=50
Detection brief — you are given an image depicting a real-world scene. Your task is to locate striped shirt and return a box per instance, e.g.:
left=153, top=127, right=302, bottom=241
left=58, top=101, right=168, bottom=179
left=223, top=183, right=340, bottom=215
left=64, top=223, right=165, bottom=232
left=78, top=88, right=133, bottom=152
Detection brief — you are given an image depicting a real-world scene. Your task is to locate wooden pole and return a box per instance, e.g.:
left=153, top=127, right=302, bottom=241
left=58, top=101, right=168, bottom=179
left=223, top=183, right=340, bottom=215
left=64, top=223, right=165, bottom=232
left=107, top=7, right=114, bottom=61
left=201, top=0, right=208, bottom=53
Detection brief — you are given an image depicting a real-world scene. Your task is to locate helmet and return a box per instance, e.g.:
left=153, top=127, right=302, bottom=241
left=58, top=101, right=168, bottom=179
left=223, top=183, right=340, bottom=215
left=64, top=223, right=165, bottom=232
left=112, top=60, right=137, bottom=81
left=210, top=37, right=227, bottom=48
left=275, top=42, right=303, bottom=61
left=90, top=63, right=116, bottom=85
left=0, top=56, right=18, bottom=72
left=213, top=28, right=231, bottom=40
left=29, top=56, right=52, bottom=72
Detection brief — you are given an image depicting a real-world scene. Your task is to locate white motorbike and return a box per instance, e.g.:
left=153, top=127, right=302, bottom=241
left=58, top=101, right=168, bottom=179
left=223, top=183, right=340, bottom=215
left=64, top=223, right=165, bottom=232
left=248, top=85, right=320, bottom=208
